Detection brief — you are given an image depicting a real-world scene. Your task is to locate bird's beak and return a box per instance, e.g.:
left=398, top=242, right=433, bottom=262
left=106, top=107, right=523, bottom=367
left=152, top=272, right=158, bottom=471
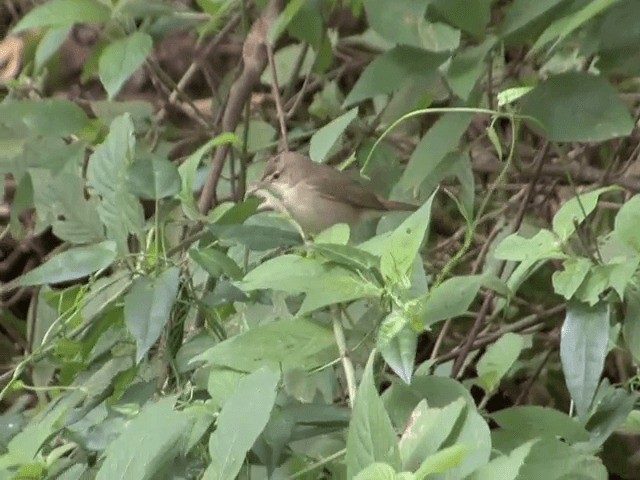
left=245, top=180, right=275, bottom=212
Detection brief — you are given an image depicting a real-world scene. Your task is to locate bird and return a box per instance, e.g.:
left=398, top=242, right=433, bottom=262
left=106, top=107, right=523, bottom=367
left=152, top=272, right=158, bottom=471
left=246, top=151, right=418, bottom=236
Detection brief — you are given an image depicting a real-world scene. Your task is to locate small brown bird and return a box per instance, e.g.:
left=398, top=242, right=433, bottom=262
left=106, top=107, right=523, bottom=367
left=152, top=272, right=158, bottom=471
left=247, top=151, right=417, bottom=235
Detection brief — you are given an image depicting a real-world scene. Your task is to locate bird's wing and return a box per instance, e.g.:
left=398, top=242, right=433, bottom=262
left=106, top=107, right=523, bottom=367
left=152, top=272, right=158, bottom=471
left=306, top=166, right=388, bottom=211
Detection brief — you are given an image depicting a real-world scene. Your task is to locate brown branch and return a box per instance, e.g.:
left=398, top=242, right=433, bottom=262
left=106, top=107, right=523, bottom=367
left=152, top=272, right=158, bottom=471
left=198, top=0, right=285, bottom=214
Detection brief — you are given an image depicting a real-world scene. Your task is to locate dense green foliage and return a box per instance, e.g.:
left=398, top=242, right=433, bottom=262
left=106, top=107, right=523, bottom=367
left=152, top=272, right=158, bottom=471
left=1, top=0, right=640, bottom=478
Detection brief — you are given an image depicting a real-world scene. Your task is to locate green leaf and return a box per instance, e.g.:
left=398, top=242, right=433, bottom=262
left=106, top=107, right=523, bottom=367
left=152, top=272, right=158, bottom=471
left=552, top=257, right=592, bottom=300
left=531, top=0, right=619, bottom=54
left=614, top=194, right=640, bottom=252
left=476, top=333, right=524, bottom=393
left=207, top=368, right=279, bottom=480
left=34, top=26, right=72, bottom=73
left=124, top=267, right=181, bottom=363
left=399, top=112, right=474, bottom=191
left=0, top=100, right=90, bottom=137
left=239, top=254, right=381, bottom=313
left=500, top=0, right=566, bottom=38
left=353, top=463, right=399, bottom=480
left=210, top=222, right=302, bottom=251
left=96, top=397, right=190, bottom=480
left=421, top=275, right=483, bottom=328
left=363, top=0, right=429, bottom=47
left=467, top=440, right=535, bottom=480
left=574, top=259, right=639, bottom=306
left=346, top=351, right=402, bottom=478
left=192, top=318, right=338, bottom=372
left=31, top=169, right=106, bottom=244
left=99, top=32, right=153, bottom=99
left=379, top=322, right=417, bottom=384
left=309, top=107, right=358, bottom=163
left=623, top=286, right=640, bottom=363
left=446, top=36, right=496, bottom=100
left=399, top=398, right=466, bottom=471
left=414, top=444, right=468, bottom=478
left=12, top=0, right=111, bottom=32
left=552, top=186, right=620, bottom=241
left=190, top=247, right=243, bottom=280
left=515, top=438, right=607, bottom=479
left=586, top=386, right=638, bottom=448
left=17, top=241, right=116, bottom=287
left=268, top=0, right=307, bottom=44
left=343, top=46, right=449, bottom=106
left=430, top=0, right=492, bottom=38
left=127, top=156, right=181, bottom=200
left=87, top=114, right=145, bottom=254
left=521, top=73, right=634, bottom=142
left=312, top=243, right=380, bottom=271
left=178, top=133, right=239, bottom=219
left=494, top=229, right=563, bottom=261
left=560, top=301, right=610, bottom=419
left=380, top=194, right=435, bottom=285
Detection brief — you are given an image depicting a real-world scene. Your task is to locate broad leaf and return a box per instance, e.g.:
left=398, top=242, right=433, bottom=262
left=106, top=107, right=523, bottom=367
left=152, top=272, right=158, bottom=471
left=363, top=0, right=429, bottom=47
left=399, top=112, right=474, bottom=191
left=380, top=193, right=435, bottom=286
left=192, top=318, right=337, bottom=372
left=553, top=186, right=620, bottom=241
left=96, top=397, right=190, bottom=480
left=421, top=275, right=483, bottom=328
left=560, top=301, right=610, bottom=419
left=346, top=351, right=401, bottom=477
left=344, top=47, right=449, bottom=106
left=309, top=107, right=358, bottom=163
left=99, top=32, right=153, bottom=99
left=614, top=194, right=640, bottom=252
left=127, top=156, right=181, bottom=200
left=521, top=73, right=634, bottom=142
left=476, top=333, right=524, bottom=393
left=124, top=267, right=181, bottom=363
left=12, top=0, right=111, bottom=32
left=207, top=368, right=279, bottom=480
left=86, top=114, right=145, bottom=254
left=379, top=322, right=417, bottom=385
left=17, top=241, right=117, bottom=287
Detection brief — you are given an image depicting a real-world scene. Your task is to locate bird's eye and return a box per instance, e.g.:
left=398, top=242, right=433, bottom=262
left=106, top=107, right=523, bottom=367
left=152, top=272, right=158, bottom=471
left=272, top=171, right=280, bottom=180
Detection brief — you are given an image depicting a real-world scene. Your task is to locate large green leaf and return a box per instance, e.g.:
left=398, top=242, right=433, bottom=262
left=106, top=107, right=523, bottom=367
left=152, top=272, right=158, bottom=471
left=207, top=368, right=279, bottom=480
left=552, top=186, right=620, bottom=241
left=399, top=398, right=466, bottom=471
left=17, top=241, right=117, bottom=287
left=124, top=268, right=181, bottom=363
left=446, top=37, right=496, bottom=100
left=380, top=194, right=435, bottom=286
left=192, top=318, right=337, bottom=372
left=31, top=169, right=105, bottom=244
left=430, top=0, right=492, bottom=38
left=614, top=194, right=640, bottom=252
left=379, top=321, right=417, bottom=385
left=12, top=0, right=111, bottom=32
left=399, top=112, right=474, bottom=191
left=521, top=72, right=634, bottom=142
left=86, top=114, right=145, bottom=254
left=99, top=32, right=153, bottom=99
left=127, top=156, right=181, bottom=200
left=346, top=351, right=402, bottom=477
left=476, top=333, right=524, bottom=393
left=560, top=301, right=610, bottom=419
left=96, top=397, right=190, bottom=480
left=0, top=100, right=90, bottom=137
left=421, top=275, right=483, bottom=328
left=467, top=440, right=535, bottom=480
left=309, top=107, right=358, bottom=163
left=363, top=0, right=429, bottom=47
left=343, top=47, right=449, bottom=106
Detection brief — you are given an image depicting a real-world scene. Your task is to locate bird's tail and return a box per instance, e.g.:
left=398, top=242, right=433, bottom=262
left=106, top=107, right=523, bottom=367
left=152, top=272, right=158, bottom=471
left=382, top=199, right=419, bottom=211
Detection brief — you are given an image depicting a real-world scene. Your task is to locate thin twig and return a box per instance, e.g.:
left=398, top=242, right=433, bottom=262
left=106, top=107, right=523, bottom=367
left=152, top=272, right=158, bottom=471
left=266, top=41, right=289, bottom=151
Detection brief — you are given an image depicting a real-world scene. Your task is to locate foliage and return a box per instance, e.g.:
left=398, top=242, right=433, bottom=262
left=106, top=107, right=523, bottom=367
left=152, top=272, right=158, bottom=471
left=1, top=0, right=640, bottom=479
